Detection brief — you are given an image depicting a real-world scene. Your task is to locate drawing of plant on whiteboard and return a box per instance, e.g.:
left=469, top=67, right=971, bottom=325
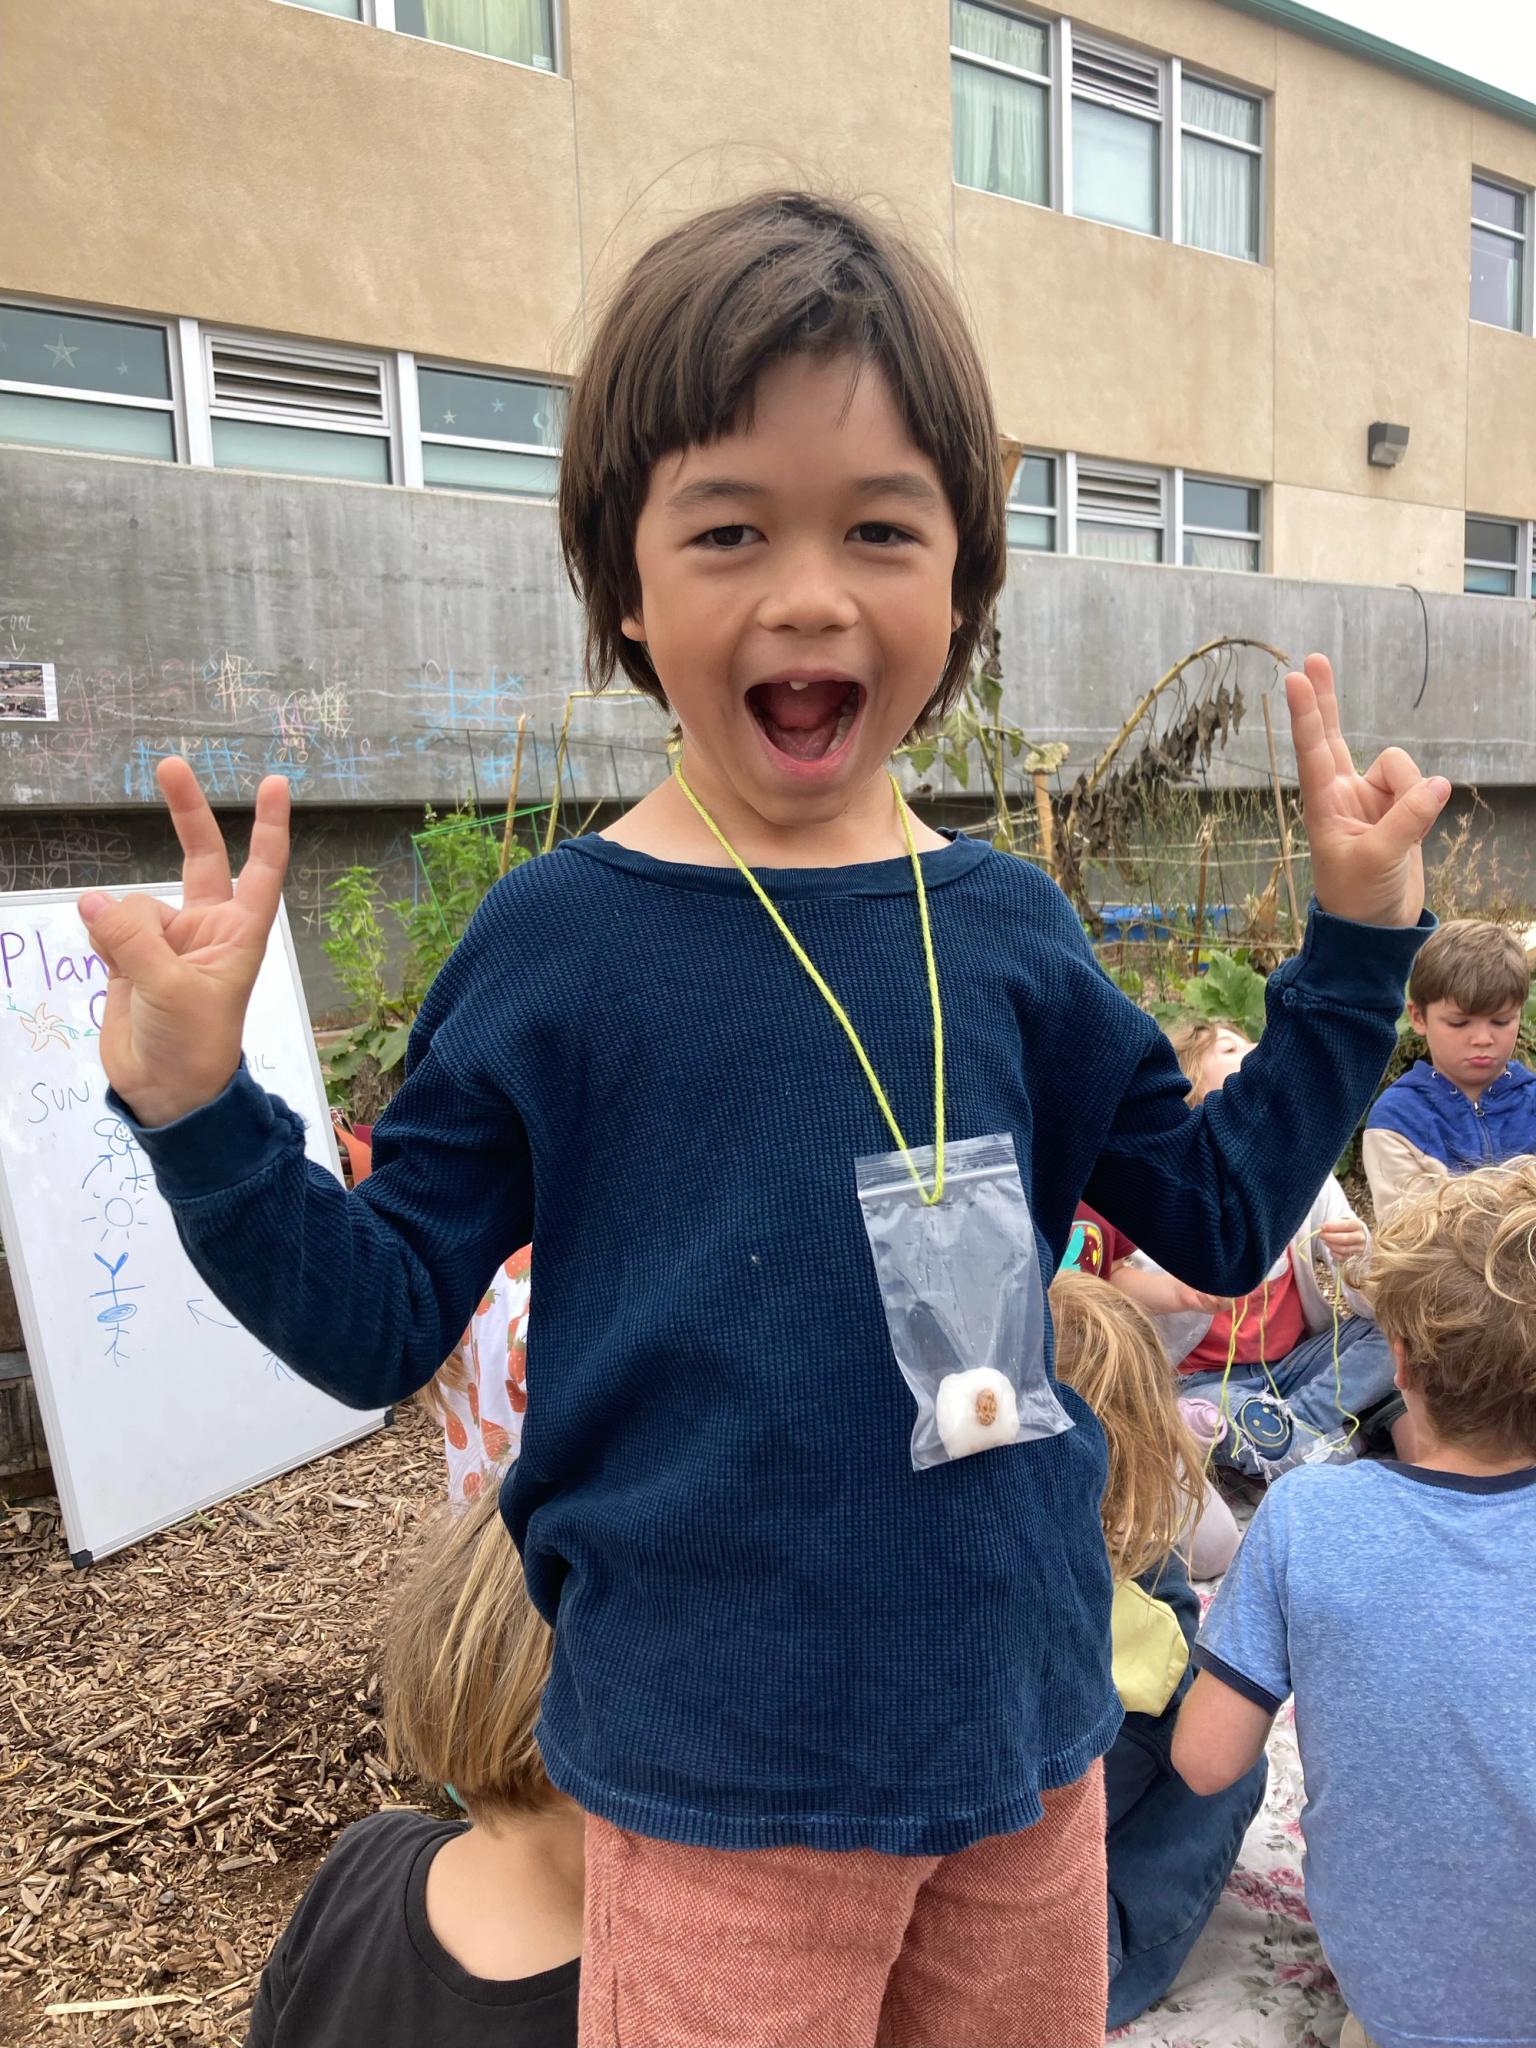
left=79, top=1119, right=154, bottom=1243
left=91, top=1251, right=142, bottom=1365
left=16, top=999, right=70, bottom=1052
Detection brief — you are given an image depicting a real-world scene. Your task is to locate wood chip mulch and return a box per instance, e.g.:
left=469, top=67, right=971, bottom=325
left=0, top=1401, right=450, bottom=2046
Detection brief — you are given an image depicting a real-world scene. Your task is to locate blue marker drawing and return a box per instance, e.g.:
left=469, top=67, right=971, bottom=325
left=91, top=1251, right=143, bottom=1365
left=185, top=1298, right=239, bottom=1331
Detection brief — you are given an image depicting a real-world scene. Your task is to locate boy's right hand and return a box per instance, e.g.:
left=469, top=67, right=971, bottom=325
left=78, top=760, right=292, bottom=1129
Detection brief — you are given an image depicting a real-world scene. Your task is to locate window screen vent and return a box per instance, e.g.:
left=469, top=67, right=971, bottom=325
left=1076, top=464, right=1163, bottom=518
left=208, top=339, right=386, bottom=424
left=1072, top=35, right=1161, bottom=112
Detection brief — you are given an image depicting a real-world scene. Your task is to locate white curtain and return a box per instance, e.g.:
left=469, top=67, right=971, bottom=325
left=1183, top=136, right=1256, bottom=260
left=1078, top=522, right=1160, bottom=564
left=1185, top=533, right=1256, bottom=573
left=419, top=0, right=550, bottom=66
left=952, top=63, right=1048, bottom=204
left=1182, top=79, right=1259, bottom=143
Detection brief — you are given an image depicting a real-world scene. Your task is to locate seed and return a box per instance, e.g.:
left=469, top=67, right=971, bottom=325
left=975, top=1388, right=998, bottom=1427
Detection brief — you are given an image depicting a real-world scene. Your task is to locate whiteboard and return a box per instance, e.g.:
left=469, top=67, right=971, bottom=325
left=0, top=886, right=384, bottom=1560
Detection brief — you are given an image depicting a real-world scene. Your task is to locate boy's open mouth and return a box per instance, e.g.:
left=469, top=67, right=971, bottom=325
left=746, top=676, right=864, bottom=763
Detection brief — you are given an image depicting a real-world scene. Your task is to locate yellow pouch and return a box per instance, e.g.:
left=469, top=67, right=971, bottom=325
left=1111, top=1578, right=1190, bottom=1717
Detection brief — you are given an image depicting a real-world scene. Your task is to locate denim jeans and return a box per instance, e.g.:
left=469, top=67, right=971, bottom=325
left=1179, top=1316, right=1397, bottom=1469
left=1106, top=1736, right=1267, bottom=2027
left=1105, top=1554, right=1269, bottom=2028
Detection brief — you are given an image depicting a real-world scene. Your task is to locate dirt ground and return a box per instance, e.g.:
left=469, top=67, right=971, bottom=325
left=0, top=1402, right=450, bottom=2046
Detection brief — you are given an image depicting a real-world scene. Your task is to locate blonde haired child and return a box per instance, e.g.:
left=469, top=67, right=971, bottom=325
left=245, top=1483, right=582, bottom=2048
left=1051, top=1271, right=1265, bottom=2028
left=1175, top=1160, right=1536, bottom=2048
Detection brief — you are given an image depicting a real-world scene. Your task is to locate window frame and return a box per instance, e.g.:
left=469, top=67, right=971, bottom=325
left=1176, top=468, right=1264, bottom=571
left=271, top=0, right=562, bottom=76
left=199, top=327, right=399, bottom=484
left=1005, top=448, right=1061, bottom=551
left=0, top=293, right=186, bottom=462
left=1463, top=513, right=1533, bottom=597
left=412, top=355, right=566, bottom=500
left=1175, top=68, right=1265, bottom=264
left=1069, top=453, right=1168, bottom=561
left=952, top=11, right=1266, bottom=264
left=1470, top=171, right=1532, bottom=335
left=1064, top=23, right=1167, bottom=240
left=949, top=1, right=1057, bottom=211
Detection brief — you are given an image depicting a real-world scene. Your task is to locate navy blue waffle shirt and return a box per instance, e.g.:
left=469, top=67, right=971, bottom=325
left=122, top=835, right=1428, bottom=1853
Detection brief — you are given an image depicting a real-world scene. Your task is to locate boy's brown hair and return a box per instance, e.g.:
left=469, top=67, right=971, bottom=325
left=558, top=189, right=1007, bottom=731
left=1407, top=918, right=1530, bottom=1017
left=383, top=1484, right=557, bottom=1821
left=1365, top=1157, right=1536, bottom=1457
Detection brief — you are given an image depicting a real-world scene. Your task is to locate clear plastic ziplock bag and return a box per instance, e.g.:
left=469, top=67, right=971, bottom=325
left=855, top=1131, right=1073, bottom=1471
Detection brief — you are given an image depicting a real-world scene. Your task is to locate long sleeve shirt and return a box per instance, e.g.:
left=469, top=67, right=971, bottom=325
left=123, top=834, right=1427, bottom=1853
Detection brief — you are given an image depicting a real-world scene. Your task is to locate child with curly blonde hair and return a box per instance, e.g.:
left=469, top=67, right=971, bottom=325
left=1175, top=1160, right=1536, bottom=2048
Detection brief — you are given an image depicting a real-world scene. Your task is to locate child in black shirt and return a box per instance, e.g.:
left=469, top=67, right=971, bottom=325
left=245, top=1486, right=581, bottom=2048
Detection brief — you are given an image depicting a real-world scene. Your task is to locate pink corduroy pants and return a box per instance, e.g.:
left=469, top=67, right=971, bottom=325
left=578, top=1762, right=1107, bottom=2048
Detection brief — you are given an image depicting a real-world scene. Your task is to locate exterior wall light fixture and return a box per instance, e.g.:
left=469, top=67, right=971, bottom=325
left=1367, top=421, right=1410, bottom=467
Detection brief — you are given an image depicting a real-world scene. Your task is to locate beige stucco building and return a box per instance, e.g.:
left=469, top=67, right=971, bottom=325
left=4, top=0, right=1536, bottom=595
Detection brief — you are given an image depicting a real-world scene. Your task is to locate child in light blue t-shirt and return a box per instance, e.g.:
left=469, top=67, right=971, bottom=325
left=1172, top=1160, right=1536, bottom=2048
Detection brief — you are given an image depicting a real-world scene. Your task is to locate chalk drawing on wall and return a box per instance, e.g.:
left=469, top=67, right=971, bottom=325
left=0, top=660, right=57, bottom=723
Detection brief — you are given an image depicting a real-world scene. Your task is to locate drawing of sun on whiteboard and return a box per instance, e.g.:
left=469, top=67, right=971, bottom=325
left=0, top=886, right=384, bottom=1561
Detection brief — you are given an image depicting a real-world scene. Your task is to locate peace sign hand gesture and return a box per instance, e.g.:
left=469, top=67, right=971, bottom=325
left=1286, top=654, right=1449, bottom=929
left=77, top=760, right=292, bottom=1129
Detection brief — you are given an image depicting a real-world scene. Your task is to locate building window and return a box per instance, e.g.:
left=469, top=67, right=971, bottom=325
left=1006, top=452, right=1058, bottom=549
left=1070, top=35, right=1162, bottom=237
left=417, top=366, right=564, bottom=496
left=1464, top=516, right=1523, bottom=595
left=1470, top=176, right=1527, bottom=331
left=278, top=0, right=364, bottom=16
left=1075, top=461, right=1164, bottom=561
left=0, top=302, right=177, bottom=460
left=206, top=334, right=392, bottom=482
left=1182, top=474, right=1261, bottom=570
left=394, top=0, right=555, bottom=70
left=1181, top=77, right=1261, bottom=261
left=950, top=1, right=1051, bottom=208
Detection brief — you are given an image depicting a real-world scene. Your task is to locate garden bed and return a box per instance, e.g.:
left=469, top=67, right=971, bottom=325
left=0, top=1402, right=448, bottom=2046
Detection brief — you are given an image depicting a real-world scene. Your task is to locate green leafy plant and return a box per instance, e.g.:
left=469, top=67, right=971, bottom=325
left=394, top=805, right=519, bottom=1006
left=320, top=806, right=529, bottom=1113
left=1175, top=946, right=1270, bottom=1043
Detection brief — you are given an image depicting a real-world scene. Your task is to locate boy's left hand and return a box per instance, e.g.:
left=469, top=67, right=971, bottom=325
left=1287, top=654, right=1450, bottom=927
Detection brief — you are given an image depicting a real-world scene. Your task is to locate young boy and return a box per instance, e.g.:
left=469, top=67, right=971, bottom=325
left=79, top=192, right=1446, bottom=2047
left=1364, top=917, right=1536, bottom=1222
left=246, top=1484, right=583, bottom=2047
left=1172, top=1161, right=1536, bottom=2048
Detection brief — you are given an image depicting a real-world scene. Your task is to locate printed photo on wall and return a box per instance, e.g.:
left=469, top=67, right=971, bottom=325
left=0, top=661, right=58, bottom=722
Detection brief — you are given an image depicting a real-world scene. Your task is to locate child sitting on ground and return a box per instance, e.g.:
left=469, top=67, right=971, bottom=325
left=1364, top=918, right=1536, bottom=1223
left=245, top=1483, right=582, bottom=2048
left=1129, top=1020, right=1407, bottom=1476
left=1173, top=1159, right=1536, bottom=2048
left=1059, top=1215, right=1237, bottom=1577
left=1051, top=1270, right=1266, bottom=2029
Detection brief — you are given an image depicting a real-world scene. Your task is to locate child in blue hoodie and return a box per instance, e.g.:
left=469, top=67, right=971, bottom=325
left=1364, top=920, right=1536, bottom=1222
